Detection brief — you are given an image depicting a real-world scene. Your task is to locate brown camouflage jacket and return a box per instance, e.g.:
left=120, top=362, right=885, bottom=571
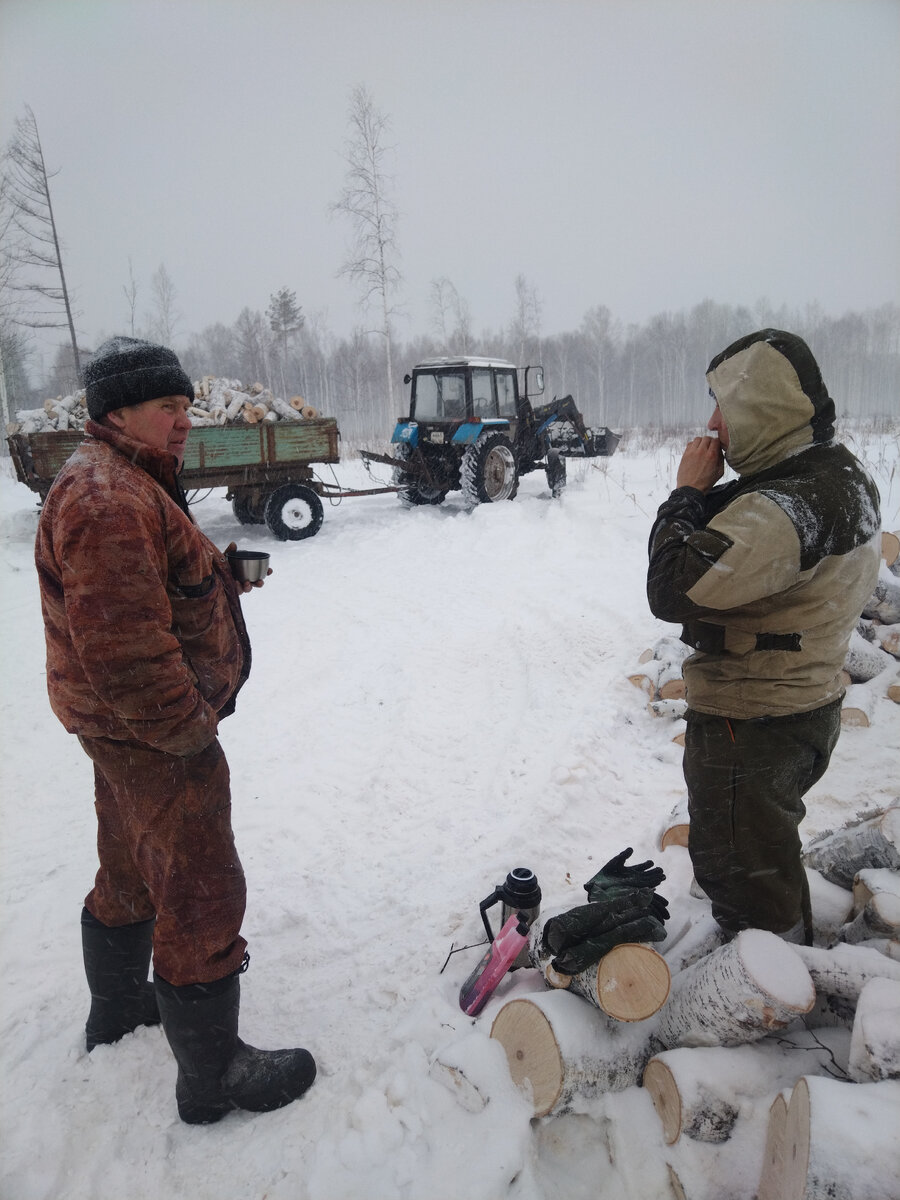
left=35, top=420, right=251, bottom=756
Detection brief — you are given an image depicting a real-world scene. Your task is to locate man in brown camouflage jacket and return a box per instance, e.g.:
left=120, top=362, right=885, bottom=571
left=35, top=337, right=315, bottom=1123
left=647, top=330, right=880, bottom=944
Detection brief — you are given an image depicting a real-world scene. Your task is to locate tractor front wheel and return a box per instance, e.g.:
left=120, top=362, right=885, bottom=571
left=461, top=433, right=519, bottom=505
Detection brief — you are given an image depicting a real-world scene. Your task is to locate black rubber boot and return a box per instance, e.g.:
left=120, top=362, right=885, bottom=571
left=154, top=969, right=316, bottom=1125
left=81, top=907, right=160, bottom=1052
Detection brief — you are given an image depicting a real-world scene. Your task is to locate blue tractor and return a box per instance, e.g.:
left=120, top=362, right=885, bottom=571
left=362, top=356, right=619, bottom=507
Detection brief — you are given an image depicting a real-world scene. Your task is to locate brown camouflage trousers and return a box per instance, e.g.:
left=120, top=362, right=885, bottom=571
left=79, top=734, right=248, bottom=986
left=684, top=698, right=842, bottom=942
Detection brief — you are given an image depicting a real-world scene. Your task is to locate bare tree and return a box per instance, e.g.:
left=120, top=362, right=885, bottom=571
left=122, top=258, right=139, bottom=336
left=1, top=105, right=81, bottom=375
left=331, top=84, right=402, bottom=415
left=147, top=263, right=180, bottom=345
left=510, top=274, right=542, bottom=365
left=430, top=277, right=472, bottom=353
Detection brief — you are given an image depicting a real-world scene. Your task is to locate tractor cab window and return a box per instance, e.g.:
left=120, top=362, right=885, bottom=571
left=413, top=371, right=466, bottom=420
left=471, top=368, right=497, bottom=418
left=496, top=370, right=517, bottom=417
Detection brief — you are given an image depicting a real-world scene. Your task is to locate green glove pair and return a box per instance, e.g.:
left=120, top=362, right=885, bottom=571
left=542, top=848, right=669, bottom=975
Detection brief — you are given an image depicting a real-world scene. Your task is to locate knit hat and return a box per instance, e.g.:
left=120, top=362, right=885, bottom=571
left=83, top=336, right=194, bottom=421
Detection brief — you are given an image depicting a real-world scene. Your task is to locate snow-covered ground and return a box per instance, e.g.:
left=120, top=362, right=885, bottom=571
left=1, top=430, right=897, bottom=1200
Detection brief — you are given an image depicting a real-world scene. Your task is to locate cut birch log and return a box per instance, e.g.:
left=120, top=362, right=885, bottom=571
left=863, top=569, right=900, bottom=624
left=882, top=530, right=900, bottom=569
left=791, top=941, right=900, bottom=1020
left=661, top=914, right=727, bottom=976
left=429, top=1033, right=504, bottom=1112
left=300, top=404, right=320, bottom=419
left=843, top=629, right=895, bottom=682
left=647, top=698, right=687, bottom=721
left=841, top=676, right=888, bottom=727
left=271, top=395, right=303, bottom=421
left=872, top=622, right=900, bottom=658
left=659, top=798, right=690, bottom=851
left=655, top=929, right=815, bottom=1048
left=756, top=1091, right=790, bottom=1200
left=846, top=868, right=900, bottom=940
left=643, top=1043, right=831, bottom=1145
left=805, top=867, right=854, bottom=943
left=489, top=989, right=654, bottom=1117
left=889, top=680, right=900, bottom=704
left=780, top=1075, right=900, bottom=1200
left=289, top=395, right=306, bottom=410
left=802, top=805, right=900, bottom=887
left=528, top=915, right=671, bottom=1021
left=848, top=976, right=900, bottom=1083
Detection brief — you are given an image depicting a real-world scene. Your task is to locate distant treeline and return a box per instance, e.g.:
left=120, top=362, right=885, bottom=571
left=13, top=298, right=900, bottom=447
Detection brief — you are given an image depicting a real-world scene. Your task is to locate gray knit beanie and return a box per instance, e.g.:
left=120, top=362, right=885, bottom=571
left=83, top=336, right=194, bottom=421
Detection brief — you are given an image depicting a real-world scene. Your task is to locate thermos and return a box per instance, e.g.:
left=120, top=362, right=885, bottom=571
left=479, top=867, right=541, bottom=969
left=458, top=911, right=531, bottom=1016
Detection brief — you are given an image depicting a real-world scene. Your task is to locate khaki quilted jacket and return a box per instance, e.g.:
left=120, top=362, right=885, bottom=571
left=647, top=332, right=881, bottom=718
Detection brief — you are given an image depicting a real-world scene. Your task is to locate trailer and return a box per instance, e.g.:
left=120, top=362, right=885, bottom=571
left=7, top=418, right=399, bottom=540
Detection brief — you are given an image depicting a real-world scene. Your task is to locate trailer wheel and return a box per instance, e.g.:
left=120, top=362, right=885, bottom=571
left=546, top=450, right=567, bottom=498
left=232, top=491, right=266, bottom=525
left=461, top=433, right=518, bottom=505
left=264, top=484, right=324, bottom=540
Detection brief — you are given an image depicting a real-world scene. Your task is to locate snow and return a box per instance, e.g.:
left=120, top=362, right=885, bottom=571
left=1, top=434, right=898, bottom=1200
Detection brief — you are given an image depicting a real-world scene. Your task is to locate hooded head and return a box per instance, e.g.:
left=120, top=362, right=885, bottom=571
left=83, top=336, right=194, bottom=422
left=706, top=329, right=835, bottom=476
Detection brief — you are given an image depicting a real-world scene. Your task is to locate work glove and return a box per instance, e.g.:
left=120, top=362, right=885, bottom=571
left=544, top=903, right=668, bottom=975
left=584, top=847, right=666, bottom=897
left=542, top=890, right=666, bottom=974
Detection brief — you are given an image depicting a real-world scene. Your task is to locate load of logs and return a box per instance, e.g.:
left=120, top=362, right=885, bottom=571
left=629, top=530, right=900, bottom=736
left=5, top=378, right=321, bottom=436
left=432, top=803, right=900, bottom=1198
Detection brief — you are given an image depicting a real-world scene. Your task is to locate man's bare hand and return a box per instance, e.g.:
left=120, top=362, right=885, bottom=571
left=224, top=542, right=273, bottom=592
left=676, top=436, right=725, bottom=493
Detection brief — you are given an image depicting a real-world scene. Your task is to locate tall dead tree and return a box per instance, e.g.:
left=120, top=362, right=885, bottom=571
left=2, top=105, right=81, bottom=376
left=331, top=84, right=402, bottom=419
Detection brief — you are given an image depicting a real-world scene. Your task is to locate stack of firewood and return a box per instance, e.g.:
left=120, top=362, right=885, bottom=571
left=5, top=378, right=322, bottom=436
left=454, top=804, right=900, bottom=1199
left=629, top=530, right=900, bottom=736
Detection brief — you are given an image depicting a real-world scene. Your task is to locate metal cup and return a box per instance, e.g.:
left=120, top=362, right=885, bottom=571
left=226, top=549, right=270, bottom=583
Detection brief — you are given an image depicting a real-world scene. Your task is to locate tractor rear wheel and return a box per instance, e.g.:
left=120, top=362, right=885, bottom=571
left=264, top=484, right=324, bottom=540
left=461, top=433, right=518, bottom=505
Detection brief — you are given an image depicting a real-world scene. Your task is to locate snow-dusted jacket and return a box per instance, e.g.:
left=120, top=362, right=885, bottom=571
left=35, top=420, right=251, bottom=756
left=647, top=330, right=881, bottom=718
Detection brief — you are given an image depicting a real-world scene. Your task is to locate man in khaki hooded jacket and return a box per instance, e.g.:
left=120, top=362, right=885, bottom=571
left=647, top=329, right=880, bottom=943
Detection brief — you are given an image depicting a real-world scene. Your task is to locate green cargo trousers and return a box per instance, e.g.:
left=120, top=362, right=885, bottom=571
left=683, top=698, right=842, bottom=941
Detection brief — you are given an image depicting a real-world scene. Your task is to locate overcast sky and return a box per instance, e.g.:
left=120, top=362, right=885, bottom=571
left=1, top=0, right=898, bottom=368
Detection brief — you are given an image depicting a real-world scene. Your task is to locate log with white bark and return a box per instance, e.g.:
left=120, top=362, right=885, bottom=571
left=659, top=798, right=690, bottom=851
left=790, top=941, right=900, bottom=1028
left=848, top=976, right=900, bottom=1083
left=489, top=988, right=654, bottom=1117
left=647, top=698, right=687, bottom=720
left=843, top=629, right=896, bottom=682
left=661, top=913, right=727, bottom=975
left=655, top=929, right=815, bottom=1049
left=271, top=395, right=303, bottom=421
left=889, top=678, right=900, bottom=704
left=863, top=567, right=900, bottom=624
left=843, top=867, right=900, bottom=941
left=527, top=914, right=671, bottom=1021
left=805, top=867, right=854, bottom=944
left=872, top=622, right=900, bottom=658
left=643, top=1043, right=834, bottom=1145
left=756, top=1091, right=791, bottom=1200
left=882, top=530, right=900, bottom=570
left=841, top=670, right=896, bottom=726
left=802, top=805, right=900, bottom=887
left=779, top=1075, right=900, bottom=1200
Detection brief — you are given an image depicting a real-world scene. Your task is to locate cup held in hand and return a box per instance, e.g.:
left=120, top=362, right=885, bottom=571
left=226, top=549, right=270, bottom=583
